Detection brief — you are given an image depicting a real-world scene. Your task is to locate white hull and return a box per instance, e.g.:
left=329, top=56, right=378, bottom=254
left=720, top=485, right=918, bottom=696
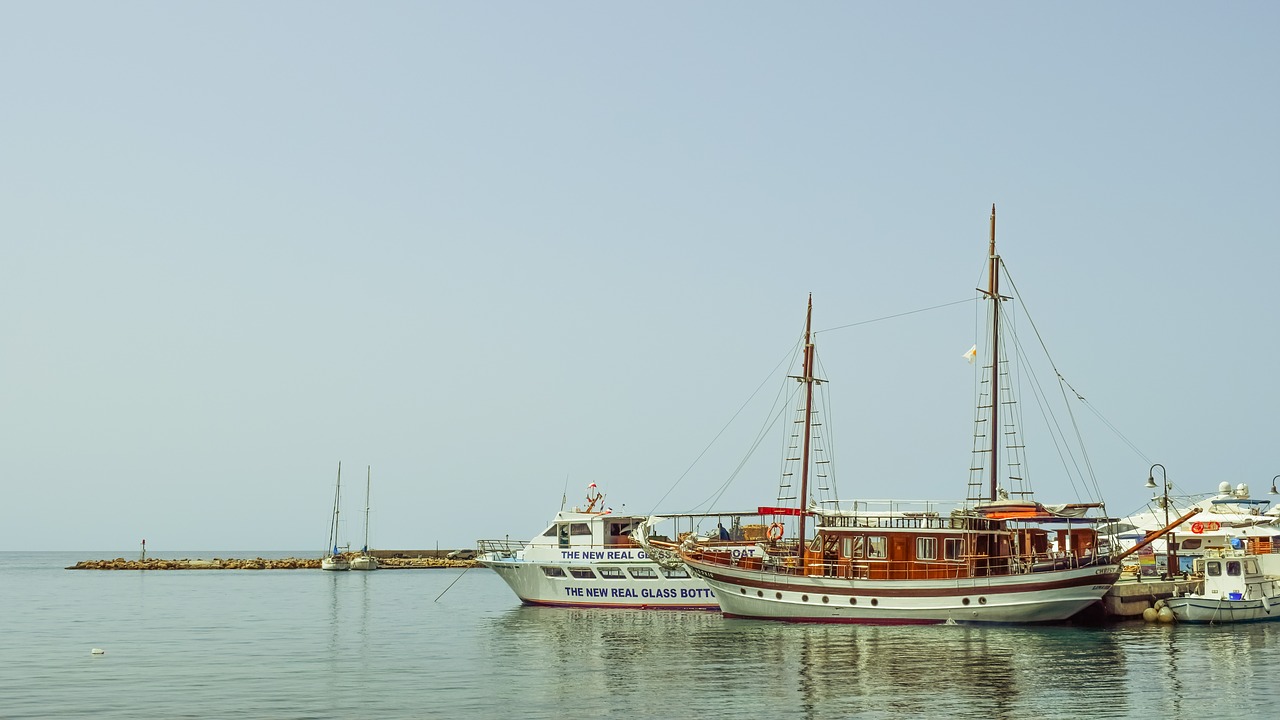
left=1167, top=595, right=1280, bottom=624
left=350, top=555, right=379, bottom=571
left=481, top=552, right=719, bottom=609
left=321, top=556, right=350, bottom=571
left=683, top=557, right=1119, bottom=624
left=480, top=491, right=766, bottom=610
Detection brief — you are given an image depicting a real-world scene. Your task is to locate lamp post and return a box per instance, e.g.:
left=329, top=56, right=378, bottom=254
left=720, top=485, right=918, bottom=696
left=1146, top=463, right=1173, bottom=579
left=1270, top=475, right=1279, bottom=495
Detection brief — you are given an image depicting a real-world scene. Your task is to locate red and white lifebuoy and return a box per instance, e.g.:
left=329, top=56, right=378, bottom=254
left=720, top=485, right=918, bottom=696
left=1191, top=522, right=1204, bottom=534
left=767, top=522, right=785, bottom=541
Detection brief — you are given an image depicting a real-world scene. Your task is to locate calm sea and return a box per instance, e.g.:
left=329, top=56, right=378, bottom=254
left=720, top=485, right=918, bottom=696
left=5, top=551, right=1274, bottom=719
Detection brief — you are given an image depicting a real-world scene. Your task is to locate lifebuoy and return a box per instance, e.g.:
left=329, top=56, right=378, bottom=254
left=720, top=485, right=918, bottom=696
left=767, top=522, right=785, bottom=541
left=1191, top=522, right=1204, bottom=534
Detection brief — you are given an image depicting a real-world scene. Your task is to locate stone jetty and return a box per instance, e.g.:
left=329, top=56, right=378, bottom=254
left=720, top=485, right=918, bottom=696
left=67, top=552, right=481, bottom=571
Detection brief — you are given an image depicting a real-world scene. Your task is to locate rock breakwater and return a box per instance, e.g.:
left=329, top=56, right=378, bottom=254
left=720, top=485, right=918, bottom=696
left=67, top=555, right=481, bottom=570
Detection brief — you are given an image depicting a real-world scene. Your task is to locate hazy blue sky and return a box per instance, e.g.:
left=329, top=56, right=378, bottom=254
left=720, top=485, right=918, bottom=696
left=3, top=4, right=1276, bottom=552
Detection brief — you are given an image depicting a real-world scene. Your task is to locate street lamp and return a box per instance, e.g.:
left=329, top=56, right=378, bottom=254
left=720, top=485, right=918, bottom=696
left=1146, top=463, right=1174, bottom=579
left=1270, top=475, right=1279, bottom=495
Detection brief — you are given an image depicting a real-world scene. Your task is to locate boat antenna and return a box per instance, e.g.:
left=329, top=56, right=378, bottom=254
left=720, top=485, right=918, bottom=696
left=560, top=473, right=570, bottom=511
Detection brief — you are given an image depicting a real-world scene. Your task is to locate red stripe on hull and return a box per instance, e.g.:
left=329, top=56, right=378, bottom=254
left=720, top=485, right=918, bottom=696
left=722, top=612, right=941, bottom=625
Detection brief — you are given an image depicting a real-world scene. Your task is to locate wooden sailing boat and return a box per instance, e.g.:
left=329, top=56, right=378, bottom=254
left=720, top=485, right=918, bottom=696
left=350, top=466, right=379, bottom=571
left=321, top=462, right=350, bottom=571
left=679, top=207, right=1121, bottom=623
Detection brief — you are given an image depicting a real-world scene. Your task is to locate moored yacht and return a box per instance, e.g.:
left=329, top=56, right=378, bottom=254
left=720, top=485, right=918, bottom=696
left=479, top=484, right=761, bottom=609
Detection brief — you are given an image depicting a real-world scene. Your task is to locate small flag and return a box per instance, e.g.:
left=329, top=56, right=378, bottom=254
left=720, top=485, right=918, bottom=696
left=963, top=345, right=977, bottom=363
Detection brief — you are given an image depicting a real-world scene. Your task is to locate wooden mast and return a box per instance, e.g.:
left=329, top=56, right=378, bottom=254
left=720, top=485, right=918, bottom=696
left=797, top=294, right=816, bottom=547
left=986, top=205, right=1000, bottom=502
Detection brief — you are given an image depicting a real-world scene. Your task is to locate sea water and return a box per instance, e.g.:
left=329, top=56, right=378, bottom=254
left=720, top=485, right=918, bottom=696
left=4, top=551, right=1275, bottom=719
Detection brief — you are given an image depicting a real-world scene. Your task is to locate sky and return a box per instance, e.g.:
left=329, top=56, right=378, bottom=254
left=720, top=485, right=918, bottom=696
left=2, top=3, right=1277, bottom=553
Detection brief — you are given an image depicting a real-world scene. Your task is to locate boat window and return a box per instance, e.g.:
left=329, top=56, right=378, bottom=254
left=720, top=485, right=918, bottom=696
left=660, top=567, right=690, bottom=579
left=842, top=536, right=864, bottom=558
left=598, top=567, right=625, bottom=579
left=1180, top=538, right=1201, bottom=550
left=944, top=538, right=963, bottom=561
left=1227, top=561, right=1242, bottom=576
left=541, top=566, right=567, bottom=578
left=1246, top=559, right=1260, bottom=574
left=916, top=537, right=937, bottom=560
left=867, top=536, right=887, bottom=559
left=609, top=521, right=637, bottom=536
left=628, top=567, right=658, bottom=579
left=568, top=567, right=596, bottom=579
left=570, top=523, right=592, bottom=536
left=1206, top=561, right=1221, bottom=577
left=541, top=525, right=558, bottom=537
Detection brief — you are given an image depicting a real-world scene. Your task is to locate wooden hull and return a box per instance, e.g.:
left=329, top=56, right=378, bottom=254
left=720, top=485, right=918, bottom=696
left=681, top=554, right=1119, bottom=624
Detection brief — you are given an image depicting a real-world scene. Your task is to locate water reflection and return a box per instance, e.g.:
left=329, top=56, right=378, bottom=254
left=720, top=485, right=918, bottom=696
left=486, top=608, right=1131, bottom=719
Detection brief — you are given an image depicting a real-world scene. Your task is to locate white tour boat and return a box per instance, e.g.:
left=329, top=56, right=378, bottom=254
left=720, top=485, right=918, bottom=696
left=1167, top=532, right=1280, bottom=623
left=479, top=484, right=762, bottom=609
left=679, top=208, right=1121, bottom=624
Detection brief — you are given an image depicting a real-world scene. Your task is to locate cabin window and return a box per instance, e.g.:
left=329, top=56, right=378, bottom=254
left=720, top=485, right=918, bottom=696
left=568, top=567, right=596, bottom=579
left=944, top=538, right=963, bottom=561
left=609, top=521, right=636, bottom=536
left=597, top=567, right=625, bottom=579
left=628, top=567, right=658, bottom=580
left=1206, top=561, right=1221, bottom=577
left=842, top=536, right=864, bottom=558
left=867, top=536, right=887, bottom=559
left=1180, top=538, right=1201, bottom=550
left=541, top=566, right=567, bottom=578
left=1227, top=561, right=1242, bottom=577
left=541, top=525, right=558, bottom=537
left=661, top=567, right=691, bottom=579
left=569, top=523, right=592, bottom=536
left=916, top=537, right=937, bottom=560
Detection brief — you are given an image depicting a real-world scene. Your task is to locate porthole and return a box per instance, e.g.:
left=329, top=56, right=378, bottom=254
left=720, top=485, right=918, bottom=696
left=871, top=598, right=879, bottom=606
left=978, top=597, right=987, bottom=605
left=802, top=595, right=809, bottom=602
left=776, top=592, right=783, bottom=600
left=822, top=596, right=829, bottom=604
left=962, top=598, right=970, bottom=606
left=740, top=588, right=747, bottom=594
left=757, top=590, right=763, bottom=597
left=850, top=597, right=857, bottom=605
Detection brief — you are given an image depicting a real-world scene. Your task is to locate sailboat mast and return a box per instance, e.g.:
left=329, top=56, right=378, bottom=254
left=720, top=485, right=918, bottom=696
left=987, top=205, right=1000, bottom=502
left=332, top=461, right=342, bottom=553
left=798, top=294, right=815, bottom=546
left=363, top=466, right=371, bottom=552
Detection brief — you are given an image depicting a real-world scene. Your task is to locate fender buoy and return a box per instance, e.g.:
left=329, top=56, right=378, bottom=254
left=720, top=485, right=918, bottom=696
left=767, top=522, right=785, bottom=541
left=1191, top=522, right=1204, bottom=534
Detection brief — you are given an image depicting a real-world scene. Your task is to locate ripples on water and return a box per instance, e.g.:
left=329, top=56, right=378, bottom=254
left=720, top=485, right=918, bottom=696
left=4, top=552, right=1276, bottom=719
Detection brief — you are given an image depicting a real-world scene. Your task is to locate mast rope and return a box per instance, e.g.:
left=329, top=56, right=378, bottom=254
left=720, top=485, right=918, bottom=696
left=816, top=297, right=974, bottom=335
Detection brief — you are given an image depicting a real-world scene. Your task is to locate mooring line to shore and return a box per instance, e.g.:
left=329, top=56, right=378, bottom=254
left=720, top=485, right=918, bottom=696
left=434, top=565, right=473, bottom=602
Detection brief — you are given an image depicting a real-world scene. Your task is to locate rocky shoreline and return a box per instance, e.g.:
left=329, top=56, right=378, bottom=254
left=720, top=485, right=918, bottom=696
left=67, top=555, right=481, bottom=570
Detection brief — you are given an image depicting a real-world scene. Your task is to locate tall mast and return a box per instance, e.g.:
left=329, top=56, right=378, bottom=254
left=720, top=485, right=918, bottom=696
left=797, top=294, right=816, bottom=546
left=363, top=466, right=371, bottom=552
left=986, top=205, right=1000, bottom=502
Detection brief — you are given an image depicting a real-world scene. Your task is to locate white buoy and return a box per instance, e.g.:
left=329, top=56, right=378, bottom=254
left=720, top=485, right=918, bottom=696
left=1142, top=607, right=1158, bottom=622
left=1158, top=607, right=1175, bottom=623
left=90, top=648, right=105, bottom=655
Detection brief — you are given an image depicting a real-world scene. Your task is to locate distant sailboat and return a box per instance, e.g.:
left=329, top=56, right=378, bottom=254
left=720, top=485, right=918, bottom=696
left=350, top=466, right=379, bottom=571
left=321, top=462, right=350, bottom=571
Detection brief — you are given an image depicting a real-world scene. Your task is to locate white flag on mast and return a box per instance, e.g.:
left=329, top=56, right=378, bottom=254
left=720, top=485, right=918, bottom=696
left=963, top=345, right=977, bottom=363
